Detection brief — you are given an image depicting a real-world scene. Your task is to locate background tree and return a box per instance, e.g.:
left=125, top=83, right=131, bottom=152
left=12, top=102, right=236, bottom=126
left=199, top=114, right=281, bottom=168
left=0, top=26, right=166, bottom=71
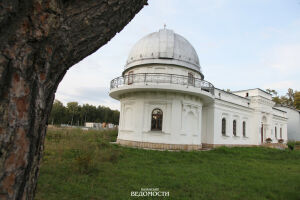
left=48, top=101, right=120, bottom=126
left=67, top=102, right=79, bottom=125
left=286, top=88, right=295, bottom=106
left=271, top=96, right=282, bottom=105
left=266, top=89, right=278, bottom=97
left=267, top=88, right=298, bottom=108
left=0, top=1, right=147, bottom=199
left=294, top=92, right=300, bottom=109
left=48, top=100, right=66, bottom=125
left=266, top=88, right=282, bottom=104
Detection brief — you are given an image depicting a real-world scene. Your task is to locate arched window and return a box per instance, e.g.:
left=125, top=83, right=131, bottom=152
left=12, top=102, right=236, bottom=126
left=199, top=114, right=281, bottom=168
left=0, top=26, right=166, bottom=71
left=233, top=120, right=237, bottom=136
left=243, top=121, right=246, bottom=137
left=280, top=128, right=282, bottom=139
left=222, top=118, right=226, bottom=136
left=151, top=109, right=163, bottom=131
left=275, top=127, right=277, bottom=139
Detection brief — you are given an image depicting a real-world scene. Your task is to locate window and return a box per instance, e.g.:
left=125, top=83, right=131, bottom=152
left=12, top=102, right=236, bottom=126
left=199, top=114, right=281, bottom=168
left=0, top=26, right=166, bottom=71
left=128, top=71, right=134, bottom=85
left=275, top=127, right=277, bottom=139
left=246, top=92, right=249, bottom=97
left=233, top=120, right=237, bottom=136
left=280, top=128, right=282, bottom=139
left=222, top=118, right=226, bottom=136
left=188, top=72, right=195, bottom=86
left=243, top=121, right=246, bottom=137
left=151, top=109, right=163, bottom=131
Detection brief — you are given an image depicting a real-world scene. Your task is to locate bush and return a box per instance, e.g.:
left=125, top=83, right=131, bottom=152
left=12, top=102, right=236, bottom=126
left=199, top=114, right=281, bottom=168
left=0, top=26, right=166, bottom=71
left=287, top=141, right=296, bottom=151
left=265, top=138, right=272, bottom=143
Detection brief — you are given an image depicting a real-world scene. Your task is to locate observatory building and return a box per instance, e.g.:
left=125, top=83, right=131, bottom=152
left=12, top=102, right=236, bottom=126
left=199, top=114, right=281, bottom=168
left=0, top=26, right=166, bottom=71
left=109, top=28, right=288, bottom=150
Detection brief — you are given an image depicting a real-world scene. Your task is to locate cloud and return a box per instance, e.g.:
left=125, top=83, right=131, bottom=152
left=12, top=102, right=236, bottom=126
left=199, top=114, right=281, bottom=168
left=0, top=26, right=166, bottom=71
left=263, top=80, right=300, bottom=95
left=263, top=44, right=300, bottom=72
left=260, top=26, right=284, bottom=39
left=54, top=0, right=300, bottom=109
left=263, top=80, right=296, bottom=90
left=55, top=86, right=120, bottom=110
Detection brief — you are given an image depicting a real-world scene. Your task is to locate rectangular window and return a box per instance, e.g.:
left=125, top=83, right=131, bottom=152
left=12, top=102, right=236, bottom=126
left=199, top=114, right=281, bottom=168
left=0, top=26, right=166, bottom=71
left=128, top=71, right=134, bottom=85
left=222, top=118, right=226, bottom=136
left=188, top=72, right=195, bottom=86
left=233, top=120, right=237, bottom=136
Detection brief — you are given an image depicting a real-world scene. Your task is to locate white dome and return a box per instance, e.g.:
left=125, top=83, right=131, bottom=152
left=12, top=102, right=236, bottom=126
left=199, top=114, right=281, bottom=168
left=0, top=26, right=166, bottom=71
left=125, top=29, right=203, bottom=78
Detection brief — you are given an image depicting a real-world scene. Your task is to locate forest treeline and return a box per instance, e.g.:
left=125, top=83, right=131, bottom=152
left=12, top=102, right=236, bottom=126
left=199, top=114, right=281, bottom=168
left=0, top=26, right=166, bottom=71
left=49, top=100, right=120, bottom=126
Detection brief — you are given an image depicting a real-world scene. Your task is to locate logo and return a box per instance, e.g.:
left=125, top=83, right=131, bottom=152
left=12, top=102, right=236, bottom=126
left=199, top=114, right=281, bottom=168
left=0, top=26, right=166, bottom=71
left=131, top=188, right=169, bottom=197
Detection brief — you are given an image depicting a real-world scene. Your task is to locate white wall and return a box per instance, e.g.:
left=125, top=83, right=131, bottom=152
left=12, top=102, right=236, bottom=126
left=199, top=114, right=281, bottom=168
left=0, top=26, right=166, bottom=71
left=117, top=88, right=289, bottom=146
left=114, top=66, right=289, bottom=147
left=206, top=91, right=288, bottom=146
left=276, top=107, right=300, bottom=141
left=211, top=99, right=255, bottom=145
left=124, top=64, right=202, bottom=79
left=271, top=117, right=288, bottom=142
left=118, top=91, right=203, bottom=145
left=215, top=88, right=250, bottom=107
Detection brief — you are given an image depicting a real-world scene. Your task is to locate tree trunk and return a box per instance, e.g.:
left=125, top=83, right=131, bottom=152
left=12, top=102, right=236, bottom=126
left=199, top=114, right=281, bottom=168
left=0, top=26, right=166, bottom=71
left=0, top=0, right=147, bottom=199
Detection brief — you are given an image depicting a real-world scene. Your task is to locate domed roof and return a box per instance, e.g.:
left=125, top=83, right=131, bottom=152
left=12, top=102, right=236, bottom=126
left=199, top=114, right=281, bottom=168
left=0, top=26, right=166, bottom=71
left=125, top=29, right=203, bottom=78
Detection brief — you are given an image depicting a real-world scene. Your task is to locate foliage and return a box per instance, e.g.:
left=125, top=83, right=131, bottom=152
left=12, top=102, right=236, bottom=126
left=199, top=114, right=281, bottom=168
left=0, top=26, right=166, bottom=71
left=265, top=138, right=272, bottom=143
left=266, top=89, right=277, bottom=96
left=278, top=139, right=284, bottom=143
left=294, top=91, right=300, bottom=109
left=36, top=127, right=300, bottom=200
left=48, top=100, right=120, bottom=126
left=287, top=141, right=296, bottom=151
left=267, top=88, right=298, bottom=108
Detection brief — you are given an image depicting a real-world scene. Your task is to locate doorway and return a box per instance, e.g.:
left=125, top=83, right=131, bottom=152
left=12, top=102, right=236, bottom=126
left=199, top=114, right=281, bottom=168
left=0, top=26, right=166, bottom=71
left=260, top=116, right=267, bottom=144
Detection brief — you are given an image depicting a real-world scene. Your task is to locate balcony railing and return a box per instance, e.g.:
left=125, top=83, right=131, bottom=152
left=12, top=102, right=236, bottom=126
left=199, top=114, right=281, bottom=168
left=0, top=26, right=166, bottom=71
left=110, top=73, right=215, bottom=95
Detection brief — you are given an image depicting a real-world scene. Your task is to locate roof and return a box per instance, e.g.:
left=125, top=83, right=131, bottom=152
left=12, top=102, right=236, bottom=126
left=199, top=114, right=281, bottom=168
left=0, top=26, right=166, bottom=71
left=232, top=88, right=271, bottom=95
left=272, top=107, right=287, bottom=113
left=215, top=88, right=251, bottom=101
left=124, top=28, right=203, bottom=78
left=275, top=105, right=300, bottom=113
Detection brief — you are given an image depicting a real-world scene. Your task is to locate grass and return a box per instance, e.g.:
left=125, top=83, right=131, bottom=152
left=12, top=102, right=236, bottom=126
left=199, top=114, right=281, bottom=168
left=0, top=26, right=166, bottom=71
left=35, top=127, right=300, bottom=200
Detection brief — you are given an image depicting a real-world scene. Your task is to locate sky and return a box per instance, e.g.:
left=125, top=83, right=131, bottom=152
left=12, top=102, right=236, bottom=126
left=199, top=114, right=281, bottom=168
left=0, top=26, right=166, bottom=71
left=55, top=0, right=300, bottom=110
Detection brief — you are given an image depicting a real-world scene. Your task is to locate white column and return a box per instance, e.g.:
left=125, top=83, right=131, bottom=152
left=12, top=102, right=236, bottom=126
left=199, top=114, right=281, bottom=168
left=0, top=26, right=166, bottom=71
left=197, top=105, right=203, bottom=144
left=171, top=99, right=181, bottom=137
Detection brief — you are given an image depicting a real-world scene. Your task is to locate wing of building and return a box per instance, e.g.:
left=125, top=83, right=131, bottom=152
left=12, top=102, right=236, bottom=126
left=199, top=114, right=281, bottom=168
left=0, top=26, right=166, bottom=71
left=274, top=106, right=300, bottom=141
left=109, top=28, right=288, bottom=150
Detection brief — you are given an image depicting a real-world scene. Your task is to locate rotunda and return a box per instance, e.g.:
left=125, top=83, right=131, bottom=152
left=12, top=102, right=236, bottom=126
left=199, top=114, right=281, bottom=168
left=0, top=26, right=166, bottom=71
left=109, top=28, right=214, bottom=150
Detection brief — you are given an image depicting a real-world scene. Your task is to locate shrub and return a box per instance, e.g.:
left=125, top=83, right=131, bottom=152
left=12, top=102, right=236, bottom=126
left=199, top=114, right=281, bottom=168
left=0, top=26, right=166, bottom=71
left=265, top=138, right=272, bottom=143
left=287, top=141, right=296, bottom=151
left=278, top=139, right=284, bottom=143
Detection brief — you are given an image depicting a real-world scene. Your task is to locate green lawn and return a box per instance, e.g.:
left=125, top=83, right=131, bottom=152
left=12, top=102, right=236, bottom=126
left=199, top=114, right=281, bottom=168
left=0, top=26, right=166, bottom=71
left=35, top=127, right=300, bottom=200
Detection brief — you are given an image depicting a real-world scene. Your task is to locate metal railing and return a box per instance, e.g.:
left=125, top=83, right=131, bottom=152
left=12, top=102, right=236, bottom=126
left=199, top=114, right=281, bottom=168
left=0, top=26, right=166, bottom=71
left=110, top=73, right=214, bottom=95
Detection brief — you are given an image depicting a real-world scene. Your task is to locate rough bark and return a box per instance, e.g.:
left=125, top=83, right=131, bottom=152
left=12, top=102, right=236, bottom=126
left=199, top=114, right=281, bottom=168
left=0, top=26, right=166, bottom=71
left=0, top=0, right=147, bottom=199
